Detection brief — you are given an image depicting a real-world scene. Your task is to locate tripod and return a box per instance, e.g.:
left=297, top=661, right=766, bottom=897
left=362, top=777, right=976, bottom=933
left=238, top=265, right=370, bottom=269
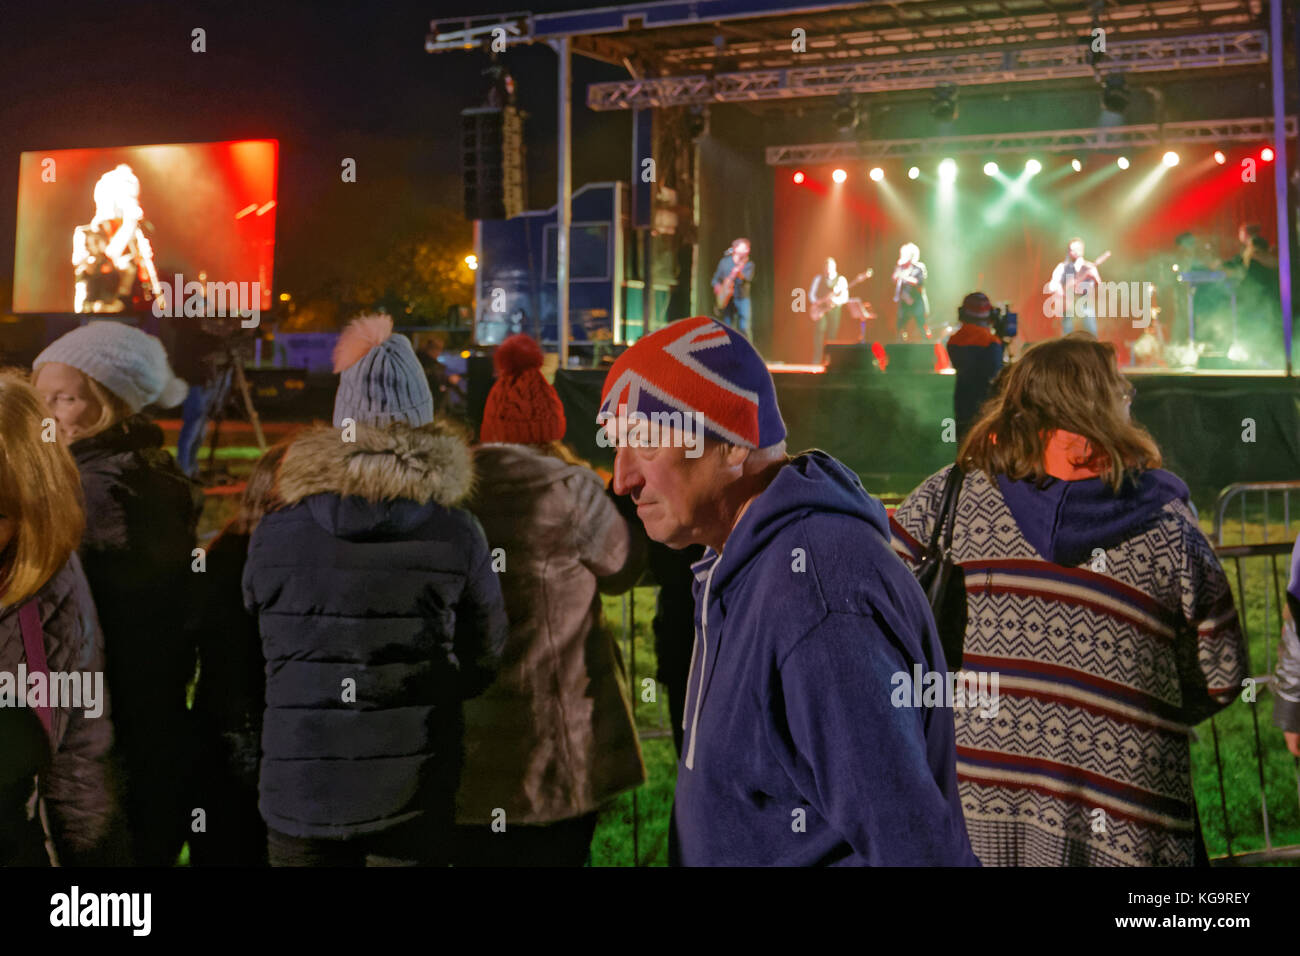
left=203, top=340, right=267, bottom=484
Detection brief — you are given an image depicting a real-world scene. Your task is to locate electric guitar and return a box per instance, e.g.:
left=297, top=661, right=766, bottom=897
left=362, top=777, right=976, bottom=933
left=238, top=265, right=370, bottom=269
left=809, top=269, right=873, bottom=321
left=1060, top=250, right=1111, bottom=322
left=713, top=258, right=749, bottom=311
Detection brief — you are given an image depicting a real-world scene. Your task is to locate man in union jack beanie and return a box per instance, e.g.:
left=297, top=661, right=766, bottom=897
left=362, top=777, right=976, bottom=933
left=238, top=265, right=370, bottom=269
left=598, top=316, right=977, bottom=867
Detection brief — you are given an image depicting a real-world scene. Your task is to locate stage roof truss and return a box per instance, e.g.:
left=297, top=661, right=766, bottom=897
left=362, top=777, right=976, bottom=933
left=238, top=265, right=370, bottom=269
left=585, top=28, right=1268, bottom=109
left=764, top=114, right=1297, bottom=162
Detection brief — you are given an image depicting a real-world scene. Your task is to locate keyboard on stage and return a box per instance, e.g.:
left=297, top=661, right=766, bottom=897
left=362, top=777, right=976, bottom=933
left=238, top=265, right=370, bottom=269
left=1177, top=270, right=1226, bottom=284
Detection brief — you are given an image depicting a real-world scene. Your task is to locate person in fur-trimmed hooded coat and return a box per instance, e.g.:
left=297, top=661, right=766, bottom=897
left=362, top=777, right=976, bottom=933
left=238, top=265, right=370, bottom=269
left=242, top=315, right=508, bottom=866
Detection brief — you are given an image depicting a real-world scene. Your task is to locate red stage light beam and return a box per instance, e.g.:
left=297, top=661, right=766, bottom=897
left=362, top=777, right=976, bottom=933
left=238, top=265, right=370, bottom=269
left=792, top=170, right=805, bottom=184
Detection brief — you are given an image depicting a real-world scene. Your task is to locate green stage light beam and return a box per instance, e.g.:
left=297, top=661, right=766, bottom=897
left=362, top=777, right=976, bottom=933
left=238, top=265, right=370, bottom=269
left=1058, top=161, right=1120, bottom=204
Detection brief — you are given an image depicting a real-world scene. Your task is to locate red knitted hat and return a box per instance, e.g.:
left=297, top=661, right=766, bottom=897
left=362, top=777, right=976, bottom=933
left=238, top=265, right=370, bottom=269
left=480, top=334, right=567, bottom=445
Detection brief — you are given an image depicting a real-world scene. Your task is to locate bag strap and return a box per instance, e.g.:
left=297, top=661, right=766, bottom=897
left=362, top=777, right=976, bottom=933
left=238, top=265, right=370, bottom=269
left=925, top=464, right=965, bottom=559
left=17, top=599, right=54, bottom=741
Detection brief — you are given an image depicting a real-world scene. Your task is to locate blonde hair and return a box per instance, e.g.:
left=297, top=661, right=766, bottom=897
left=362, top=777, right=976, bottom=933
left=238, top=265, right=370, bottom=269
left=0, top=371, right=85, bottom=606
left=227, top=442, right=290, bottom=536
left=958, top=333, right=1160, bottom=492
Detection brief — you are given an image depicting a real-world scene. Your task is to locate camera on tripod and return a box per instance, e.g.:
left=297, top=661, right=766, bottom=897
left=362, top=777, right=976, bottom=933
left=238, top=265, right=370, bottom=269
left=989, top=304, right=1017, bottom=342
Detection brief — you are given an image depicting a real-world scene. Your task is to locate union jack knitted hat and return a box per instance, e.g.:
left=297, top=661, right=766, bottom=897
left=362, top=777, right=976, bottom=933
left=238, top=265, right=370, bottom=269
left=598, top=316, right=786, bottom=449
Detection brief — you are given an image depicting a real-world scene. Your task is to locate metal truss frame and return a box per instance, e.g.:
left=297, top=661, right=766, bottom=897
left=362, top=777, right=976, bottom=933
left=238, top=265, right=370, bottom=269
left=763, top=116, right=1298, bottom=163
left=585, top=31, right=1268, bottom=110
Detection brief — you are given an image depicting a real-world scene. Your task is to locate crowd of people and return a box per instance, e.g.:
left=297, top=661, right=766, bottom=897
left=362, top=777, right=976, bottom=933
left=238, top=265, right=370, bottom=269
left=0, top=307, right=1283, bottom=867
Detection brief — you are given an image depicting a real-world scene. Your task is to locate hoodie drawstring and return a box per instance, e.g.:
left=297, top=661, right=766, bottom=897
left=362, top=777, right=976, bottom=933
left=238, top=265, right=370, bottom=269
left=683, top=559, right=718, bottom=772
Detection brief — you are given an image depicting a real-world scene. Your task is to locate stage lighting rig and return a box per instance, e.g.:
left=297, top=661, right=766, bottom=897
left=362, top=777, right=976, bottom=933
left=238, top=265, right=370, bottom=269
left=930, top=84, right=958, bottom=122
left=831, top=91, right=859, bottom=135
left=1101, top=73, right=1129, bottom=112
left=685, top=105, right=709, bottom=141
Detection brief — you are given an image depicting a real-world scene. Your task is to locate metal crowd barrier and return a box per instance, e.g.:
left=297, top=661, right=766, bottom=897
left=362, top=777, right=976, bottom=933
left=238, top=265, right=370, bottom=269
left=1210, top=481, right=1300, bottom=864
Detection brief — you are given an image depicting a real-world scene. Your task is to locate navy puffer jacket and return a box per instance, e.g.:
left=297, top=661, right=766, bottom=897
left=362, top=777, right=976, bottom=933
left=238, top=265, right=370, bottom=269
left=243, top=421, right=507, bottom=839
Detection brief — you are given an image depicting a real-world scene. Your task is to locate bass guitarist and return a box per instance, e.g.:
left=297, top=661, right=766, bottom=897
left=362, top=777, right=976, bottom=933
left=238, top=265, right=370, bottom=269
left=809, top=258, right=873, bottom=364
left=712, top=238, right=755, bottom=340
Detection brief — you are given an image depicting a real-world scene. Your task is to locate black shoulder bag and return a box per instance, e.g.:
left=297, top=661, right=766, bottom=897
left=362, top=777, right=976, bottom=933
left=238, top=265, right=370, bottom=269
left=915, top=465, right=967, bottom=669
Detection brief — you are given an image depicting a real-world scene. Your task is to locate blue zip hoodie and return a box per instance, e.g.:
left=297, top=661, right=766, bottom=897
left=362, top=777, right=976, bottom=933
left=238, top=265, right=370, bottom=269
left=674, top=451, right=979, bottom=866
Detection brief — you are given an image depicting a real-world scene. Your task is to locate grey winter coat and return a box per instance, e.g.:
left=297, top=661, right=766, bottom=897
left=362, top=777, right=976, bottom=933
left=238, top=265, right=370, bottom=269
left=0, top=555, right=120, bottom=864
left=455, top=444, right=647, bottom=825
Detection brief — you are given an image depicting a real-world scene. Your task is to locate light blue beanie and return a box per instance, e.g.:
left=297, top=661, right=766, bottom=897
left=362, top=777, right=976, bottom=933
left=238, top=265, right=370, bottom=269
left=331, top=314, right=434, bottom=428
left=33, top=320, right=189, bottom=413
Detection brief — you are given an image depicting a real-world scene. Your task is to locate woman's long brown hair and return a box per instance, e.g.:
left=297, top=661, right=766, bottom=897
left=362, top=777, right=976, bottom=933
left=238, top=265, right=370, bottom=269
left=958, top=332, right=1162, bottom=491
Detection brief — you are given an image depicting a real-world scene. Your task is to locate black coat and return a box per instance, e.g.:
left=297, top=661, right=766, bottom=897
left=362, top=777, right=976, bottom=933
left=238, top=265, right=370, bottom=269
left=243, top=422, right=507, bottom=840
left=73, top=416, right=202, bottom=736
left=71, top=415, right=203, bottom=865
left=189, top=529, right=267, bottom=865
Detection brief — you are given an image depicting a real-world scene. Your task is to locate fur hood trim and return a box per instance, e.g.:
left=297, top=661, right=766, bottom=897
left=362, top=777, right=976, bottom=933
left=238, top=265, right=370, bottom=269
left=277, top=421, right=474, bottom=508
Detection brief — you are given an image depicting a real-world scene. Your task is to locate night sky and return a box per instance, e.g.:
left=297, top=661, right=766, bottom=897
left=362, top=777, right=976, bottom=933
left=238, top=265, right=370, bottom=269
left=0, top=0, right=631, bottom=306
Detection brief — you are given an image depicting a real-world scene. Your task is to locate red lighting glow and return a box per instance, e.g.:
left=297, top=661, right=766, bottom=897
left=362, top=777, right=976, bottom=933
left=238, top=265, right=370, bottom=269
left=792, top=170, right=805, bottom=184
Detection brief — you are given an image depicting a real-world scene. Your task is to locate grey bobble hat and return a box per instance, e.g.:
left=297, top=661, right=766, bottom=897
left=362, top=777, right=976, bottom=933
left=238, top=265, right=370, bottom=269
left=33, top=320, right=189, bottom=413
left=331, top=314, right=434, bottom=428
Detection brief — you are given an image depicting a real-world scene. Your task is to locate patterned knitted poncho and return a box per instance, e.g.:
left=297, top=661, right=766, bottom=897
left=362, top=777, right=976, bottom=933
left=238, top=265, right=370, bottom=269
left=890, top=465, right=1245, bottom=866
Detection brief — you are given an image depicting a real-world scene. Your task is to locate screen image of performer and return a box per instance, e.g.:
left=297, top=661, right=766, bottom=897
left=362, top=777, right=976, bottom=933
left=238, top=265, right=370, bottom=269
left=72, top=164, right=163, bottom=314
left=1048, top=238, right=1102, bottom=336
left=891, top=243, right=930, bottom=341
left=809, top=257, right=849, bottom=365
left=712, top=238, right=755, bottom=339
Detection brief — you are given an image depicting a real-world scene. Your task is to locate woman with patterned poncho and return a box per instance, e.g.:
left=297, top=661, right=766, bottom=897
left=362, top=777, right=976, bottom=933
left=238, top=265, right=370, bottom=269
left=890, top=333, right=1245, bottom=866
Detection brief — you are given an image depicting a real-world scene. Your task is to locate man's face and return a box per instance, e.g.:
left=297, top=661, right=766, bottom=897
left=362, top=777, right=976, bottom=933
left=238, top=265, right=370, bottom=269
left=1068, top=241, right=1084, bottom=260
left=826, top=257, right=837, bottom=276
left=611, top=429, right=736, bottom=549
left=733, top=241, right=749, bottom=260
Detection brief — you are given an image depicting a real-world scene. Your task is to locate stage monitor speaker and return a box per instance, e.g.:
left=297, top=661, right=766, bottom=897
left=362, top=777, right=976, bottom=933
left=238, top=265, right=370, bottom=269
left=461, top=106, right=527, bottom=220
left=884, top=343, right=940, bottom=373
left=824, top=343, right=878, bottom=375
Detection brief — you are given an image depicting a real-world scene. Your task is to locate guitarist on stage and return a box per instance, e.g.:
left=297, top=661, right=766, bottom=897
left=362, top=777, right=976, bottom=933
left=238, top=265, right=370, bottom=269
left=1048, top=238, right=1104, bottom=336
left=809, top=257, right=848, bottom=364
left=892, top=242, right=931, bottom=341
left=711, top=238, right=755, bottom=339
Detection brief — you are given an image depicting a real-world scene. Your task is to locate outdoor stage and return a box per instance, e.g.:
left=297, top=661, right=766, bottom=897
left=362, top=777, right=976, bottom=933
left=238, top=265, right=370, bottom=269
left=552, top=361, right=1300, bottom=499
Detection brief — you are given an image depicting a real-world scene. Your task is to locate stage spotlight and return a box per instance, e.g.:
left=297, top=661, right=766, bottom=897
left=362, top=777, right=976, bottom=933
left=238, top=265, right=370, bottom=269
left=792, top=170, right=805, bottom=184
left=1025, top=158, right=1042, bottom=175
left=1213, top=150, right=1227, bottom=165
left=869, top=167, right=884, bottom=182
left=1101, top=73, right=1129, bottom=112
left=832, top=168, right=848, bottom=184
left=983, top=161, right=999, bottom=177
left=464, top=254, right=478, bottom=271
left=908, top=166, right=920, bottom=180
left=930, top=83, right=958, bottom=122
left=938, top=158, right=957, bottom=182
left=1262, top=146, right=1275, bottom=162
left=1162, top=150, right=1180, bottom=167
left=1071, top=158, right=1083, bottom=172
left=1117, top=156, right=1130, bottom=170
left=831, top=91, right=859, bottom=135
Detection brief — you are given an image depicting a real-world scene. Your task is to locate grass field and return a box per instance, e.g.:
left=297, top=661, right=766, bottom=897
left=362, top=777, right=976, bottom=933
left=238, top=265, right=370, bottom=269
left=192, top=448, right=1300, bottom=866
